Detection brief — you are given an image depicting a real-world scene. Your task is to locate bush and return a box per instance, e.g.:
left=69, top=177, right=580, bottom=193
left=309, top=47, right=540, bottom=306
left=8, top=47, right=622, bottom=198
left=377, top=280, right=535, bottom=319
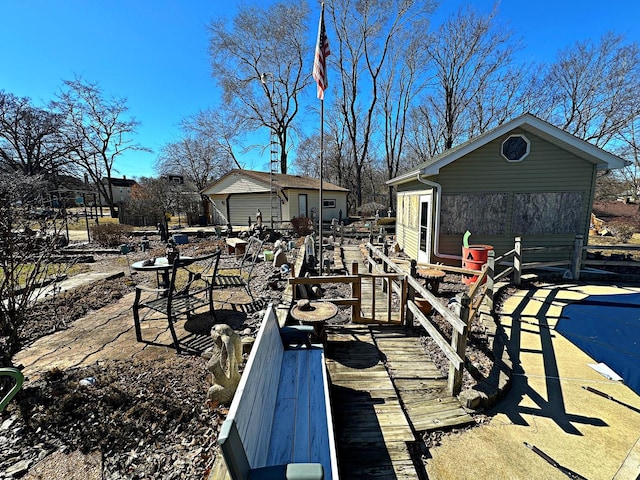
left=610, top=223, right=636, bottom=243
left=377, top=217, right=396, bottom=226
left=90, top=223, right=134, bottom=247
left=290, top=216, right=313, bottom=237
left=358, top=202, right=386, bottom=218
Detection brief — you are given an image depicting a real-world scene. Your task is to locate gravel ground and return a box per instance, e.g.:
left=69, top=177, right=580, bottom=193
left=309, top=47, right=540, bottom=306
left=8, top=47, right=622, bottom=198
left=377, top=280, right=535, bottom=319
left=1, top=233, right=494, bottom=479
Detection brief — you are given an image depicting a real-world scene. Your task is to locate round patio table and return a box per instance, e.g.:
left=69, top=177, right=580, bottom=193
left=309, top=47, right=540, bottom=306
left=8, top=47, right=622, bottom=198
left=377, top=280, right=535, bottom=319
left=416, top=268, right=446, bottom=294
left=291, top=300, right=338, bottom=344
left=131, top=256, right=193, bottom=290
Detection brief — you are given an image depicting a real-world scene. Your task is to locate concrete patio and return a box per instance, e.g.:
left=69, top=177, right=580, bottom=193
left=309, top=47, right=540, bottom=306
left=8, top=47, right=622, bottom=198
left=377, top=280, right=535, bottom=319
left=426, top=283, right=640, bottom=480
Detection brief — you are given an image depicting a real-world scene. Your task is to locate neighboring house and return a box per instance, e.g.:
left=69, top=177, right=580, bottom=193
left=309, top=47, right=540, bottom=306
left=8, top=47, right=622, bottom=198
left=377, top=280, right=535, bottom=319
left=48, top=174, right=92, bottom=208
left=201, top=169, right=349, bottom=226
left=98, top=176, right=137, bottom=205
left=388, top=114, right=628, bottom=266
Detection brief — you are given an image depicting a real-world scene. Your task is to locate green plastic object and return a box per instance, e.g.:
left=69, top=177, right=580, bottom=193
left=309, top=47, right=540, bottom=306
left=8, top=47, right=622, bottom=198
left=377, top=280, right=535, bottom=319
left=0, top=368, right=24, bottom=412
left=463, top=230, right=471, bottom=248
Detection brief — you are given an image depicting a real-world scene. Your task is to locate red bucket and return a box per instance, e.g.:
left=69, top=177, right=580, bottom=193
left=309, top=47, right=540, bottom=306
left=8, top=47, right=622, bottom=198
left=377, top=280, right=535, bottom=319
left=462, top=245, right=493, bottom=285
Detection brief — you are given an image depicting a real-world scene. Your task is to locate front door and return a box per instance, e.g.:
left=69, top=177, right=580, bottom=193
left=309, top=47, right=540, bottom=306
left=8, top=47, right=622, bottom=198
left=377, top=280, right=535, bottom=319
left=418, top=193, right=432, bottom=264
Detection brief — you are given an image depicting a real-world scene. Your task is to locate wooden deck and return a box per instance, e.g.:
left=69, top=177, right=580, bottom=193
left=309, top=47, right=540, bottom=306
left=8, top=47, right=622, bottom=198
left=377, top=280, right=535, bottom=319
left=371, top=326, right=474, bottom=431
left=325, top=325, right=418, bottom=479
left=325, top=323, right=473, bottom=479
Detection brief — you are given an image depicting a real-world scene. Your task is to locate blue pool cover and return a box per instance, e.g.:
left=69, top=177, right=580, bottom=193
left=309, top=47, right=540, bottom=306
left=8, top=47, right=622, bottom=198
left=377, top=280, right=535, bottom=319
left=557, top=293, right=640, bottom=395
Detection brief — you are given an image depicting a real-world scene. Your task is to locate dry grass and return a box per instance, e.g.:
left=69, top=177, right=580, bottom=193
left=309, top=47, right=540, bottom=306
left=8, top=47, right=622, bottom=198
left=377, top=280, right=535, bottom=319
left=586, top=233, right=640, bottom=261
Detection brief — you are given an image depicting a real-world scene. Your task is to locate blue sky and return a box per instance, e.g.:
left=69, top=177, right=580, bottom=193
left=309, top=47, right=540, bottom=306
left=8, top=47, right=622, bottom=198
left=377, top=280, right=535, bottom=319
left=2, top=0, right=639, bottom=179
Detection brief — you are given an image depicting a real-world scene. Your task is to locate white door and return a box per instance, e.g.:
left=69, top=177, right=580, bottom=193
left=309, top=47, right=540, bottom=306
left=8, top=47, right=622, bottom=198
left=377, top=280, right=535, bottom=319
left=418, top=193, right=432, bottom=264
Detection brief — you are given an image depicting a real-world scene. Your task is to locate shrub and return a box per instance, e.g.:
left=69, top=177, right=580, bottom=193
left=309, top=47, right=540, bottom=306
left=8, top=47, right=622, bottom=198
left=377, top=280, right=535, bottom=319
left=90, top=223, right=134, bottom=247
left=290, top=216, right=313, bottom=237
left=358, top=202, right=386, bottom=218
left=377, top=217, right=396, bottom=226
left=611, top=223, right=636, bottom=243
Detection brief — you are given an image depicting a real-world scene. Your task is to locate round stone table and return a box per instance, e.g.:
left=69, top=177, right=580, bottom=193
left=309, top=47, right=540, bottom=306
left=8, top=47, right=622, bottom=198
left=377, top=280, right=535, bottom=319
left=290, top=301, right=339, bottom=344
left=416, top=268, right=446, bottom=294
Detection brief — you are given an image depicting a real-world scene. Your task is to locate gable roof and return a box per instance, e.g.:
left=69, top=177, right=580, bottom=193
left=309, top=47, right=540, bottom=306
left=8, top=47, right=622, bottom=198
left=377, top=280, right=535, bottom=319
left=103, top=176, right=137, bottom=187
left=202, top=169, right=349, bottom=194
left=388, top=113, right=629, bottom=185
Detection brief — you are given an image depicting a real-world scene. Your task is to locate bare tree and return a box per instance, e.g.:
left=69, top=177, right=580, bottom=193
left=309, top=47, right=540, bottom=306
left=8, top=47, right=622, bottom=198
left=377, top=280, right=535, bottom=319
left=327, top=0, right=435, bottom=207
left=156, top=135, right=235, bottom=222
left=416, top=5, right=519, bottom=152
left=294, top=106, right=354, bottom=209
left=207, top=1, right=311, bottom=174
left=293, top=134, right=321, bottom=178
left=55, top=78, right=147, bottom=217
left=379, top=22, right=429, bottom=211
left=0, top=92, right=71, bottom=177
left=180, top=109, right=243, bottom=170
left=533, top=32, right=640, bottom=149
left=617, top=116, right=640, bottom=201
left=0, top=173, right=70, bottom=366
left=405, top=105, right=443, bottom=161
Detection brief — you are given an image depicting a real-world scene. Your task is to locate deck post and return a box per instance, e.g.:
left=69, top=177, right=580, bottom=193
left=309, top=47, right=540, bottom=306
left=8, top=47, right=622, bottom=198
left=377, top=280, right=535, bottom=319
left=571, top=234, right=584, bottom=281
left=485, top=250, right=495, bottom=313
left=351, top=261, right=361, bottom=323
left=405, top=260, right=417, bottom=327
left=448, top=294, right=470, bottom=396
left=514, top=236, right=522, bottom=286
left=382, top=243, right=389, bottom=293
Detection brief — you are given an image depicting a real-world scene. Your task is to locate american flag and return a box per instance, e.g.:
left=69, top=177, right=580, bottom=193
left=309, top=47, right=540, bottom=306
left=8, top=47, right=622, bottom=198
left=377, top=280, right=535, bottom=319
left=313, top=3, right=330, bottom=100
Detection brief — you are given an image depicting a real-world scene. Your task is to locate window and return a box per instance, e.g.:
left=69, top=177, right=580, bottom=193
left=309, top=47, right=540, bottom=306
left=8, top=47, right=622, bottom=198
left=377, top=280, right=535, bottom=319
left=501, top=135, right=530, bottom=162
left=323, top=199, right=336, bottom=208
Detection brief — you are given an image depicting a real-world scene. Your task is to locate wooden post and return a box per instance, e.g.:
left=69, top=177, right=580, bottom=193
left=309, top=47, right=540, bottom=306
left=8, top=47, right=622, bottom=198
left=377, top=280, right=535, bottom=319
left=351, top=261, right=361, bottom=323
left=406, top=260, right=417, bottom=327
left=448, top=294, right=470, bottom=396
left=514, top=236, right=522, bottom=286
left=368, top=246, right=373, bottom=273
left=571, top=234, right=584, bottom=281
left=485, top=249, right=495, bottom=313
left=382, top=243, right=389, bottom=293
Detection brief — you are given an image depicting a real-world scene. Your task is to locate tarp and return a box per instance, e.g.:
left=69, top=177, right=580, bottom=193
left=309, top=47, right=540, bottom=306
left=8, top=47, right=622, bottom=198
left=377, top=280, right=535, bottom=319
left=557, top=293, right=640, bottom=395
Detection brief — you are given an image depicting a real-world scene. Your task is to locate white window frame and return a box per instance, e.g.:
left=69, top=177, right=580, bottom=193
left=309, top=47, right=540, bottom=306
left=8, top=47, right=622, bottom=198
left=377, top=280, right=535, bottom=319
left=501, top=134, right=530, bottom=162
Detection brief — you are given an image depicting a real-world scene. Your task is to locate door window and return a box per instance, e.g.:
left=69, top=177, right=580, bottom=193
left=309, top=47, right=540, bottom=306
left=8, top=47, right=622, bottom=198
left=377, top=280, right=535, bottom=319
left=298, top=194, right=308, bottom=218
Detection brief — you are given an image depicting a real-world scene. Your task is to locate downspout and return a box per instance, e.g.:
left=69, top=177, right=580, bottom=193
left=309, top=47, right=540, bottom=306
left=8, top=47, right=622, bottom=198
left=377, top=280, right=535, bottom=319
left=415, top=173, right=463, bottom=261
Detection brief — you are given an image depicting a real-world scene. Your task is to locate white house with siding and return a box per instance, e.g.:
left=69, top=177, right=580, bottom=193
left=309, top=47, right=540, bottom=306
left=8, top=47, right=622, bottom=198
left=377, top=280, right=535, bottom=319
left=201, top=169, right=349, bottom=227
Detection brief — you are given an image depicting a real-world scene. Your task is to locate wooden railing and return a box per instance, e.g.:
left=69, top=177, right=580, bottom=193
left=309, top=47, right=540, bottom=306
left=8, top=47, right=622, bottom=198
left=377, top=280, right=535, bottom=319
left=286, top=232, right=640, bottom=394
left=492, top=235, right=640, bottom=282
left=287, top=244, right=469, bottom=395
left=287, top=264, right=405, bottom=325
left=364, top=243, right=470, bottom=395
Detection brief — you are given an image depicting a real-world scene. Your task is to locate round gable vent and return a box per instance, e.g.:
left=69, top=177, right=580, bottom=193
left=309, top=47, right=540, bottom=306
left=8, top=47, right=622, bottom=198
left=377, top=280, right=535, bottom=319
left=501, top=135, right=530, bottom=162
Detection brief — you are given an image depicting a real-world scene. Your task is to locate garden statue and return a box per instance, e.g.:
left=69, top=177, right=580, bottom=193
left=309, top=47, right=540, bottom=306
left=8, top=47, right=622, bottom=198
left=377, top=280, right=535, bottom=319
left=166, top=239, right=179, bottom=264
left=207, top=324, right=243, bottom=406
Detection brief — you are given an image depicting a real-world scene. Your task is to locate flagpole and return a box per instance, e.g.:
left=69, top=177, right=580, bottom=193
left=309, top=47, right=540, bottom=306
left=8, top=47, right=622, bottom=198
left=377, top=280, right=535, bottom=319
left=313, top=1, right=329, bottom=274
left=319, top=98, right=324, bottom=273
